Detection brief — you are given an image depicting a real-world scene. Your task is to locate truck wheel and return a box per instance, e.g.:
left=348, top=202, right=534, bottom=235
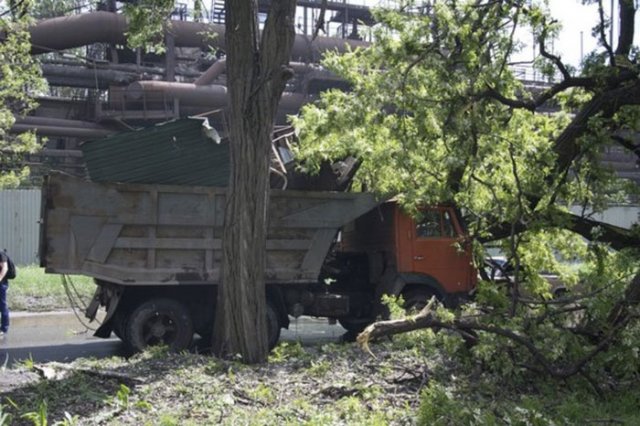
left=126, top=298, right=194, bottom=352
left=338, top=318, right=372, bottom=334
left=403, top=290, right=438, bottom=314
left=266, top=300, right=281, bottom=350
left=112, top=310, right=128, bottom=340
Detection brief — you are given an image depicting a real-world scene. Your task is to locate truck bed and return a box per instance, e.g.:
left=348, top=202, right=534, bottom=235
left=40, top=173, right=378, bottom=286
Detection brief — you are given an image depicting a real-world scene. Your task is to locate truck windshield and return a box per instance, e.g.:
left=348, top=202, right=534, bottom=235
left=416, top=210, right=456, bottom=238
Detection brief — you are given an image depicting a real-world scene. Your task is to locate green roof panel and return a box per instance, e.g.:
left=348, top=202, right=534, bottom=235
left=81, top=118, right=229, bottom=187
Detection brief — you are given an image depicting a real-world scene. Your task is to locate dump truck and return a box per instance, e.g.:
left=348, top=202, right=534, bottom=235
left=40, top=172, right=477, bottom=351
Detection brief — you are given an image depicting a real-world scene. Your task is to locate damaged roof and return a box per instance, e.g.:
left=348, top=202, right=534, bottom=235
left=81, top=118, right=229, bottom=187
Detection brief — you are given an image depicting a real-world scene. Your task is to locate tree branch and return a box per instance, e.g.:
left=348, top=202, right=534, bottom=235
left=614, top=0, right=636, bottom=57
left=259, top=0, right=296, bottom=113
left=482, top=77, right=597, bottom=111
left=611, top=134, right=640, bottom=162
left=597, top=0, right=616, bottom=65
left=483, top=208, right=640, bottom=250
left=311, top=0, right=328, bottom=41
left=358, top=273, right=640, bottom=380
left=539, top=19, right=571, bottom=80
left=553, top=77, right=640, bottom=173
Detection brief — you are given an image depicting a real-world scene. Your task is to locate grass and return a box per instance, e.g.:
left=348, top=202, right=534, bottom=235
left=3, top=341, right=639, bottom=425
left=7, top=265, right=95, bottom=311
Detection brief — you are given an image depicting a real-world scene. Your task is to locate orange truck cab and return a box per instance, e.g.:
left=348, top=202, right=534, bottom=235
left=326, top=201, right=477, bottom=331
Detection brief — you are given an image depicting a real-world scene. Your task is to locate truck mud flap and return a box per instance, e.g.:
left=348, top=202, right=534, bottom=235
left=90, top=285, right=124, bottom=338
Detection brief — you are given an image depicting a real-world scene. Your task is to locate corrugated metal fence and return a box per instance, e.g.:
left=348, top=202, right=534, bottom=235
left=0, top=189, right=41, bottom=265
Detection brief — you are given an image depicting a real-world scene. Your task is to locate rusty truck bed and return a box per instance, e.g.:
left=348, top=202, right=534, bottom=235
left=40, top=173, right=378, bottom=286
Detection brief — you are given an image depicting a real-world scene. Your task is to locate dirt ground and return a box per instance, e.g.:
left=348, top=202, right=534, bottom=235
left=0, top=339, right=433, bottom=425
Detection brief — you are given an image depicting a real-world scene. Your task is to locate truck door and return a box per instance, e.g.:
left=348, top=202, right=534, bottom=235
left=408, top=208, right=474, bottom=293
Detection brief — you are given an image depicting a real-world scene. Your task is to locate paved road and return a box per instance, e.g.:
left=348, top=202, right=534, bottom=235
left=0, top=311, right=348, bottom=367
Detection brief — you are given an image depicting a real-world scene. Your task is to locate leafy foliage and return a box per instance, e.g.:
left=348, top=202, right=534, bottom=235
left=0, top=3, right=46, bottom=188
left=295, top=0, right=640, bottom=387
left=123, top=0, right=176, bottom=53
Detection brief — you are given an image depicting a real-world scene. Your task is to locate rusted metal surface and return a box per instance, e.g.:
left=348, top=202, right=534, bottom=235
left=41, top=173, right=378, bottom=286
left=27, top=11, right=368, bottom=60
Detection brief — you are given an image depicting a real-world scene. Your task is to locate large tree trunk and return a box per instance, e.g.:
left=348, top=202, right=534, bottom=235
left=212, top=0, right=296, bottom=364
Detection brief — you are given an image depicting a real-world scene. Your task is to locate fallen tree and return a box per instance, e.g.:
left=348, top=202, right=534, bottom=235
left=359, top=271, right=640, bottom=384
left=296, top=0, right=640, bottom=387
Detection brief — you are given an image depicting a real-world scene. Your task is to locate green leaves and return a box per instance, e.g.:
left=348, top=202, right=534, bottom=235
left=295, top=0, right=640, bottom=386
left=297, top=2, right=565, bottom=221
left=0, top=7, right=46, bottom=188
left=123, top=0, right=175, bottom=53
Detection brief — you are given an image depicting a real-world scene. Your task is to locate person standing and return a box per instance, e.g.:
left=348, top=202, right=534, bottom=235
left=0, top=251, right=9, bottom=336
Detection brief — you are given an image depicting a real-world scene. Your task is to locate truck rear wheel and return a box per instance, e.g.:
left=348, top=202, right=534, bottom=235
left=112, top=310, right=128, bottom=340
left=266, top=300, right=281, bottom=350
left=126, top=298, right=194, bottom=352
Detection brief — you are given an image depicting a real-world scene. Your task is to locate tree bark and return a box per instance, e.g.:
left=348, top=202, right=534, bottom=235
left=212, top=0, right=296, bottom=364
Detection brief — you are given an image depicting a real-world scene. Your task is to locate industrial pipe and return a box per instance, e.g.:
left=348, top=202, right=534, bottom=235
left=15, top=116, right=113, bottom=130
left=41, top=64, right=137, bottom=89
left=126, top=81, right=228, bottom=108
left=194, top=59, right=226, bottom=86
left=10, top=124, right=116, bottom=139
left=11, top=116, right=118, bottom=138
left=25, top=11, right=368, bottom=62
left=126, top=80, right=309, bottom=112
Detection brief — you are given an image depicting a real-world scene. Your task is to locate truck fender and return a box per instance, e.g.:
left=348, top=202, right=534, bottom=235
left=395, top=273, right=446, bottom=299
left=370, top=271, right=442, bottom=318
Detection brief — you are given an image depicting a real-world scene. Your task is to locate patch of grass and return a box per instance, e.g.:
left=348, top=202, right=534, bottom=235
left=4, top=341, right=637, bottom=426
left=8, top=265, right=94, bottom=311
left=268, top=341, right=309, bottom=363
left=247, top=383, right=276, bottom=404
left=306, top=359, right=331, bottom=378
left=417, top=376, right=640, bottom=425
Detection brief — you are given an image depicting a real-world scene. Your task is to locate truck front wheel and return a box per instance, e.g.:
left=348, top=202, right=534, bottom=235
left=402, top=289, right=439, bottom=314
left=126, top=298, right=194, bottom=352
left=338, top=318, right=373, bottom=334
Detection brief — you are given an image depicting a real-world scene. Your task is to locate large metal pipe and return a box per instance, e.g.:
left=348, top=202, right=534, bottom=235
left=125, top=80, right=310, bottom=112
left=11, top=116, right=117, bottom=138
left=25, top=11, right=368, bottom=62
left=194, top=59, right=226, bottom=86
left=28, top=11, right=129, bottom=53
left=127, top=81, right=228, bottom=107
left=41, top=64, right=136, bottom=89
left=11, top=124, right=116, bottom=138
left=195, top=59, right=337, bottom=85
left=15, top=116, right=113, bottom=129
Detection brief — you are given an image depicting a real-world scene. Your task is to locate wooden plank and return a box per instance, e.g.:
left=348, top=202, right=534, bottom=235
left=113, top=237, right=310, bottom=251
left=273, top=195, right=379, bottom=228
left=146, top=226, right=157, bottom=269
left=300, top=229, right=337, bottom=274
left=87, top=224, right=123, bottom=263
left=81, top=262, right=220, bottom=285
left=115, top=237, right=222, bottom=250
left=205, top=227, right=214, bottom=271
left=266, top=239, right=311, bottom=250
left=147, top=190, right=158, bottom=268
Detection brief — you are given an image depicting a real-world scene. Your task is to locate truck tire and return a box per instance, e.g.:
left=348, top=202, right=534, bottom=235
left=266, top=300, right=281, bottom=350
left=126, top=298, right=194, bottom=352
left=338, top=318, right=373, bottom=334
left=112, top=310, right=128, bottom=341
left=402, top=289, right=438, bottom=314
